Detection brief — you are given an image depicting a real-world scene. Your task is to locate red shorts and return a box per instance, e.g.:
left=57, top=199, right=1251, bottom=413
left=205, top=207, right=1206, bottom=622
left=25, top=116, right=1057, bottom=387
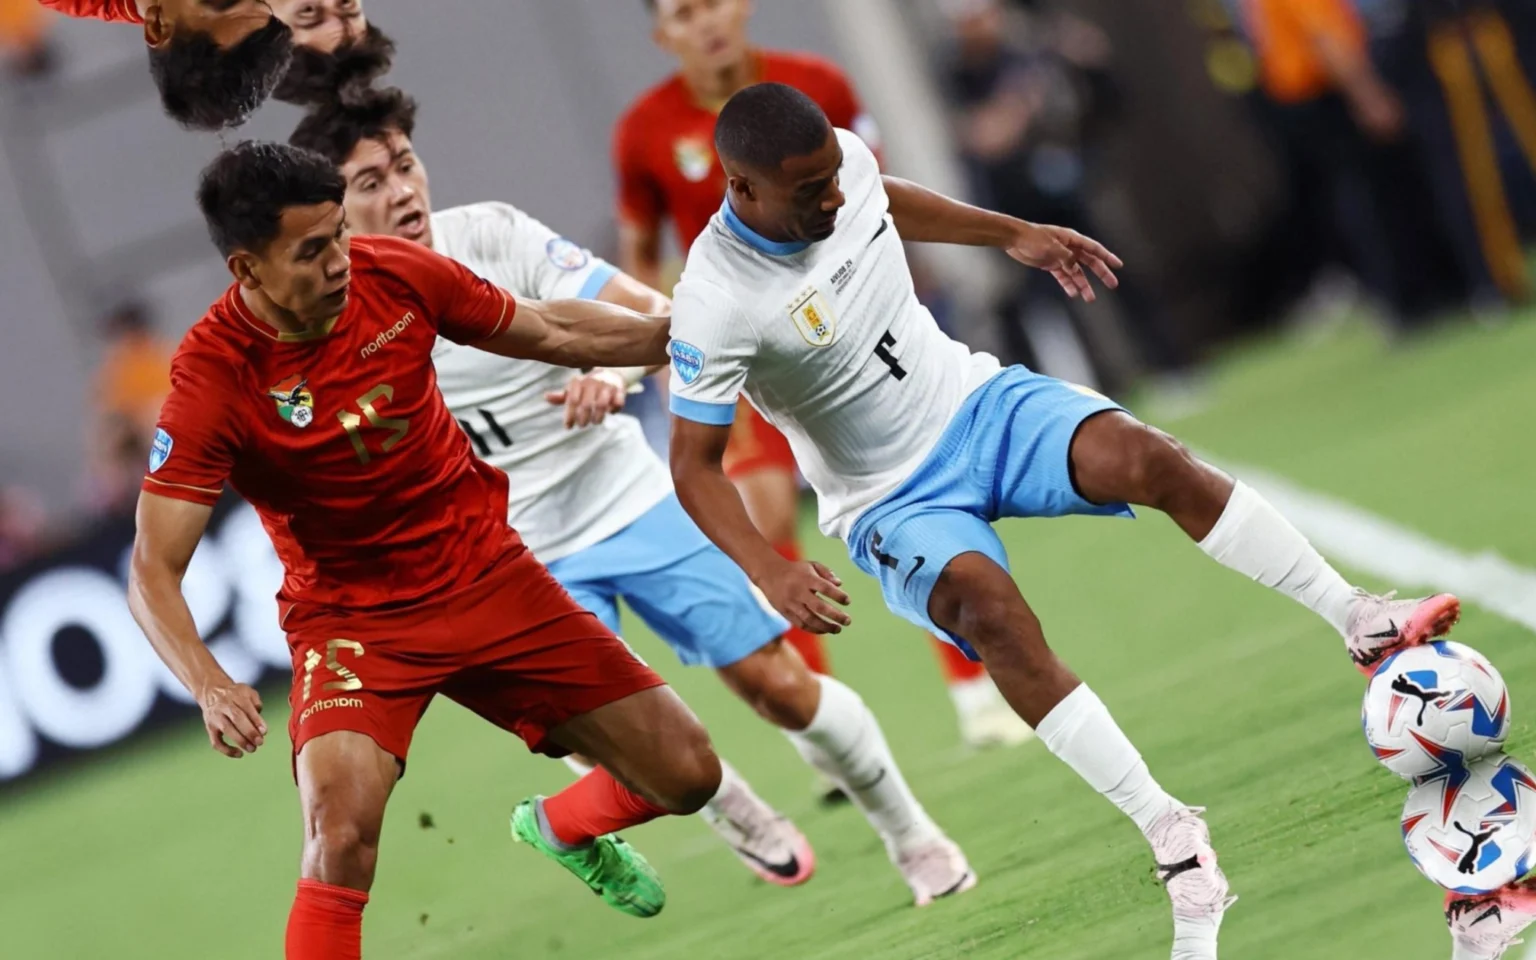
left=283, top=545, right=665, bottom=770
left=722, top=400, right=797, bottom=481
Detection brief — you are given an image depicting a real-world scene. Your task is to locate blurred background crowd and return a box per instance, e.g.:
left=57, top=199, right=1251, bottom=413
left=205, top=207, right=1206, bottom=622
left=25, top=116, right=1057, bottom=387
left=0, top=0, right=1531, bottom=577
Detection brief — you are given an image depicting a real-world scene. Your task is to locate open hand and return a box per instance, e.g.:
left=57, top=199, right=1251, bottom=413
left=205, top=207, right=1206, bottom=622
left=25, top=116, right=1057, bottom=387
left=758, top=559, right=852, bottom=635
left=197, top=681, right=266, bottom=758
left=1006, top=224, right=1123, bottom=302
left=545, top=370, right=627, bottom=429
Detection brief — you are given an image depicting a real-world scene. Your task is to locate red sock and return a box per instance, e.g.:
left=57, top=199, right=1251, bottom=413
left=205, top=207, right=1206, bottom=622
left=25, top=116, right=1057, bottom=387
left=931, top=634, right=987, bottom=683
left=542, top=767, right=672, bottom=846
left=773, top=541, right=832, bottom=675
left=286, top=879, right=367, bottom=960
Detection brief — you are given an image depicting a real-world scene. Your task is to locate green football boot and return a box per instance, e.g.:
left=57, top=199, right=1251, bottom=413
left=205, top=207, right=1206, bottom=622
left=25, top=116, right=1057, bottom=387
left=510, top=797, right=665, bottom=918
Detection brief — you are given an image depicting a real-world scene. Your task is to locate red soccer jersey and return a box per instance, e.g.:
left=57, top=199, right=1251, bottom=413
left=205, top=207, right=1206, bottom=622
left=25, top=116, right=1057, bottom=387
left=146, top=235, right=520, bottom=612
left=614, top=49, right=877, bottom=251
left=38, top=0, right=142, bottom=23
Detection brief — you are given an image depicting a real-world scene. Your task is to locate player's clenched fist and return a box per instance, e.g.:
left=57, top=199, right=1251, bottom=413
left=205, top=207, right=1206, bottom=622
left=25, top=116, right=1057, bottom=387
left=197, top=682, right=267, bottom=758
left=759, top=560, right=852, bottom=636
left=546, top=370, right=628, bottom=429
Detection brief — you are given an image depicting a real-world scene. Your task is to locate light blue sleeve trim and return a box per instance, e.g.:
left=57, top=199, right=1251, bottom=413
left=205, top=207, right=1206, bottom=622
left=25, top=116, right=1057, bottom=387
left=670, top=394, right=737, bottom=426
left=576, top=262, right=620, bottom=300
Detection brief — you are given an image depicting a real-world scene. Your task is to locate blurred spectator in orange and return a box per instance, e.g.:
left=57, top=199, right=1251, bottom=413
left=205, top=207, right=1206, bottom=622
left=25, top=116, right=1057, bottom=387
left=1242, top=0, right=1466, bottom=325
left=0, top=0, right=53, bottom=77
left=86, top=303, right=171, bottom=518
left=941, top=0, right=1193, bottom=392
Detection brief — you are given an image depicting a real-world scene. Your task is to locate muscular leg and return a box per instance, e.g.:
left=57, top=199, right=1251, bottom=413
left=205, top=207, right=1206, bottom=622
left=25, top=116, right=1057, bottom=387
left=1068, top=412, right=1358, bottom=637
left=286, top=731, right=400, bottom=960
left=927, top=553, right=1227, bottom=956
left=718, top=640, right=951, bottom=861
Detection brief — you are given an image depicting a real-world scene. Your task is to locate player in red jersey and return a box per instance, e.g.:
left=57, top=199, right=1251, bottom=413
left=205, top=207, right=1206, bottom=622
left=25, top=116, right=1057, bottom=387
left=38, top=0, right=294, bottom=129
left=128, top=142, right=720, bottom=958
left=616, top=0, right=1030, bottom=753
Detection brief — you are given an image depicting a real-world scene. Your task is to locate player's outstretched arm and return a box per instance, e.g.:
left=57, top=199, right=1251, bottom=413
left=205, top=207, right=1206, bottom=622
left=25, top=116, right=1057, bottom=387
left=477, top=297, right=671, bottom=371
left=128, top=492, right=267, bottom=759
left=670, top=417, right=852, bottom=635
left=545, top=271, right=671, bottom=429
left=882, top=175, right=1123, bottom=302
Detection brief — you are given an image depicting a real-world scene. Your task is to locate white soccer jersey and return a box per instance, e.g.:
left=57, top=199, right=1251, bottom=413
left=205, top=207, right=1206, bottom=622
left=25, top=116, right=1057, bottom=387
left=668, top=129, right=1002, bottom=539
left=430, top=202, right=672, bottom=561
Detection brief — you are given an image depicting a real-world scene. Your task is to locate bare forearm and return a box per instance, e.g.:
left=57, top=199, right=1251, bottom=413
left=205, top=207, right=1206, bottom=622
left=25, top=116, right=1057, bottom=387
left=128, top=562, right=228, bottom=700
left=673, top=461, right=788, bottom=585
left=883, top=175, right=1025, bottom=247
left=485, top=298, right=671, bottom=368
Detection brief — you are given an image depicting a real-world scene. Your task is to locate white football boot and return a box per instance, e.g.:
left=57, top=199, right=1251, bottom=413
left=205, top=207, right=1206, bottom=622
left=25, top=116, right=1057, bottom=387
left=1446, top=884, right=1536, bottom=960
left=1148, top=806, right=1234, bottom=960
left=951, top=677, right=1037, bottom=749
left=1345, top=588, right=1461, bottom=675
left=893, top=834, right=978, bottom=907
left=697, top=772, right=815, bottom=886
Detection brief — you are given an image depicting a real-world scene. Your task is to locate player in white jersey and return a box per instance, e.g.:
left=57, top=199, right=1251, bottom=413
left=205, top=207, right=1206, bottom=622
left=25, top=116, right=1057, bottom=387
left=288, top=86, right=978, bottom=907
left=667, top=83, right=1466, bottom=958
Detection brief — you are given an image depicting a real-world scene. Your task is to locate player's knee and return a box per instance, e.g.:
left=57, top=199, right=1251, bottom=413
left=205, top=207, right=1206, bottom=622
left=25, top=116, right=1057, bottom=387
left=1122, top=425, right=1197, bottom=509
left=735, top=647, right=820, bottom=730
left=302, top=816, right=381, bottom=889
left=663, top=732, right=722, bottom=816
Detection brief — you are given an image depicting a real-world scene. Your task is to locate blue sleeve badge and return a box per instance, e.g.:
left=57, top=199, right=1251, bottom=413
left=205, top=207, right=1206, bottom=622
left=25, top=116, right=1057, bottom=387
left=545, top=237, right=590, bottom=272
left=148, top=428, right=173, bottom=473
left=670, top=340, right=705, bottom=385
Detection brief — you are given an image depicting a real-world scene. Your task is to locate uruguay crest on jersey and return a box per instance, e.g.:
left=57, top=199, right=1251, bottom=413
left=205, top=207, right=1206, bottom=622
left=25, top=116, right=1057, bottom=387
left=789, top=290, right=836, bottom=346
left=267, top=375, right=315, bottom=428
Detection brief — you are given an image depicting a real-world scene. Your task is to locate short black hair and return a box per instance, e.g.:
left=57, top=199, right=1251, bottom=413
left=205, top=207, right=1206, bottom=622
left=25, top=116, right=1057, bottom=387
left=288, top=86, right=419, bottom=166
left=148, top=16, right=294, bottom=130
left=715, top=82, right=832, bottom=171
left=274, top=23, right=397, bottom=107
left=197, top=141, right=346, bottom=256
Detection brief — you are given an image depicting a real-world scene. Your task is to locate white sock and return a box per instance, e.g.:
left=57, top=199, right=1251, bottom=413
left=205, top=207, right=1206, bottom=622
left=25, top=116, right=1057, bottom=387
left=1199, top=480, right=1356, bottom=637
left=561, top=754, right=594, bottom=779
left=785, top=675, right=937, bottom=850
left=948, top=675, right=1001, bottom=718
left=1036, top=685, right=1179, bottom=837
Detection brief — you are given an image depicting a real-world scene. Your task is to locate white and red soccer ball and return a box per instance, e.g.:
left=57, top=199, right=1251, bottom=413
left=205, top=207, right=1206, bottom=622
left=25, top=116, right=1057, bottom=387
left=1363, top=641, right=1509, bottom=780
left=1402, top=754, right=1536, bottom=895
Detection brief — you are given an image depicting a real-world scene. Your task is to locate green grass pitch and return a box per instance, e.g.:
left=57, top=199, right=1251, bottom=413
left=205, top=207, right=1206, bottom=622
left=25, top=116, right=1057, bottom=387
left=3, top=316, right=1533, bottom=959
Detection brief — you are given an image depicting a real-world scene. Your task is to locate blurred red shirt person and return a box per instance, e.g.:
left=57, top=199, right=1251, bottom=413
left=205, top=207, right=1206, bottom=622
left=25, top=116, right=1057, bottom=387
left=37, top=0, right=141, bottom=22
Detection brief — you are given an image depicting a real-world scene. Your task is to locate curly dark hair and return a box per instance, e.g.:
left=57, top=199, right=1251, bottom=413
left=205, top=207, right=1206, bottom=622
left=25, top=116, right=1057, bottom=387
left=288, top=85, right=419, bottom=166
left=197, top=141, right=346, bottom=256
left=148, top=15, right=294, bottom=130
left=273, top=23, right=397, bottom=107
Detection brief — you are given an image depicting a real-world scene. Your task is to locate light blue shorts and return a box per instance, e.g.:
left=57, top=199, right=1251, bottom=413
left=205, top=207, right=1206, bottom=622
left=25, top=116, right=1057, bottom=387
left=847, top=366, right=1134, bottom=659
left=545, top=494, right=789, bottom=669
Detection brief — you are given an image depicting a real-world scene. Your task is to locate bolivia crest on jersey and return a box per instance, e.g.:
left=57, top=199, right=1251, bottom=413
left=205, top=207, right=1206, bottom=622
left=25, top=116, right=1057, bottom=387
left=789, top=290, right=836, bottom=347
left=674, top=137, right=715, bottom=183
left=268, top=375, right=315, bottom=428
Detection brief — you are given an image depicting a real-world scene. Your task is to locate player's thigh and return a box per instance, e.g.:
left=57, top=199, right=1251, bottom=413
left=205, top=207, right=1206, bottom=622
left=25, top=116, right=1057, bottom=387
left=849, top=504, right=1008, bottom=662
left=285, top=618, right=444, bottom=774
left=548, top=683, right=719, bottom=809
left=620, top=543, right=789, bottom=669
left=439, top=550, right=669, bottom=757
left=295, top=730, right=400, bottom=844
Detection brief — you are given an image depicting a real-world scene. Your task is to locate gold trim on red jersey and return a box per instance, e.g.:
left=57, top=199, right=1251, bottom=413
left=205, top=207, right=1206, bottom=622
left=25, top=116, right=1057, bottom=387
left=229, top=289, right=345, bottom=343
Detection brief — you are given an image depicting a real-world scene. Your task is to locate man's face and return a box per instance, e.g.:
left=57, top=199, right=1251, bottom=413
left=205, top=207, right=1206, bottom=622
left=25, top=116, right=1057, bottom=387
left=267, top=0, right=367, bottom=53
left=236, top=202, right=353, bottom=322
left=339, top=131, right=433, bottom=248
left=653, top=0, right=752, bottom=74
left=149, top=0, right=275, bottom=49
left=731, top=127, right=845, bottom=244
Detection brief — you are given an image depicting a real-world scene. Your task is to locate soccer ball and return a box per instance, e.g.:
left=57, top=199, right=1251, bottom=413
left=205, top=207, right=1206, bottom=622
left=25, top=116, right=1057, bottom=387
left=1362, top=641, right=1509, bottom=780
left=1402, top=754, right=1536, bottom=895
